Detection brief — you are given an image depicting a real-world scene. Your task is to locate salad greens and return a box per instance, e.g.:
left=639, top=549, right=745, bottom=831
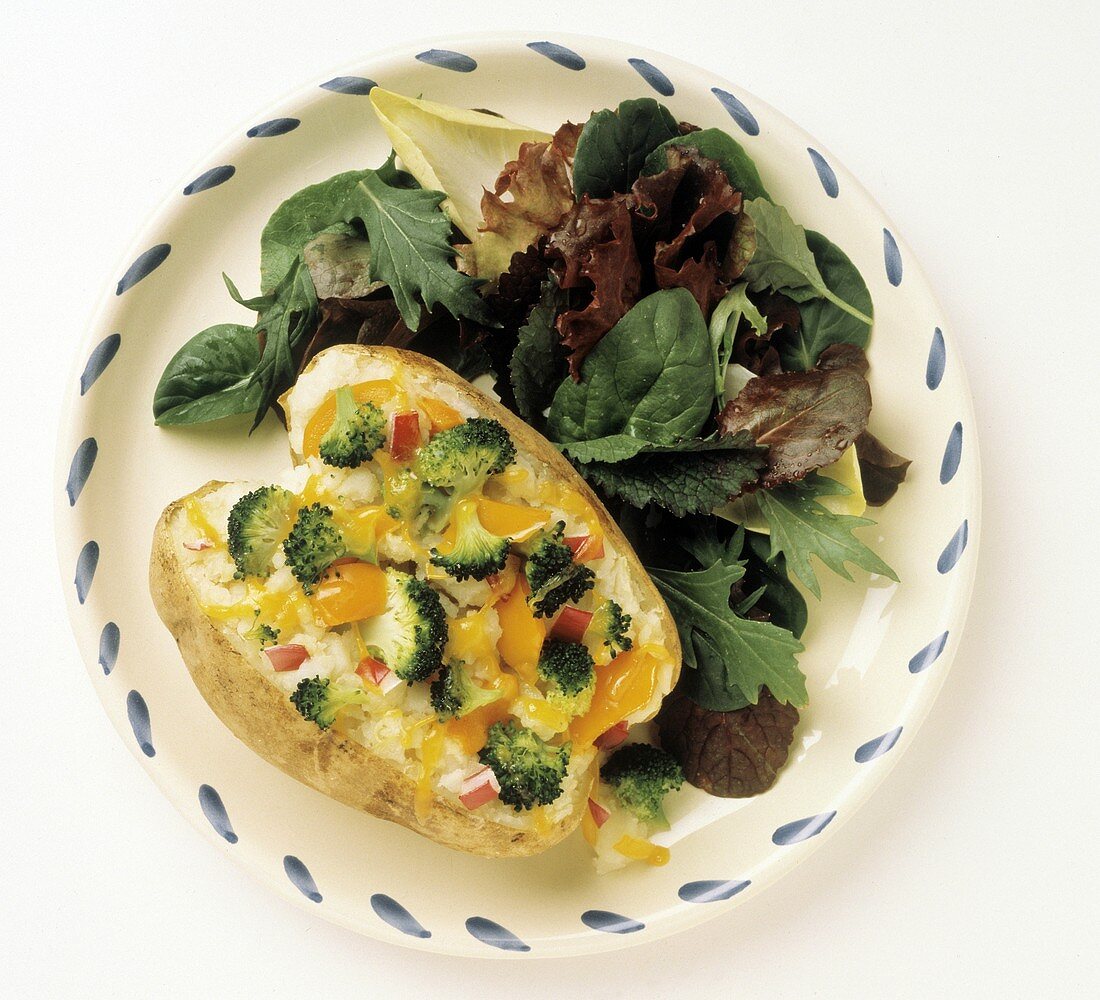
left=153, top=90, right=910, bottom=798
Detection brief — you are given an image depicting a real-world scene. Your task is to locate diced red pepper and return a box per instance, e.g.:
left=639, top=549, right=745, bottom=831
left=356, top=655, right=401, bottom=693
left=565, top=534, right=604, bottom=562
left=183, top=538, right=213, bottom=552
left=459, top=765, right=501, bottom=810
left=264, top=644, right=309, bottom=672
left=588, top=797, right=611, bottom=828
left=388, top=411, right=422, bottom=461
left=551, top=606, right=594, bottom=643
left=594, top=720, right=630, bottom=750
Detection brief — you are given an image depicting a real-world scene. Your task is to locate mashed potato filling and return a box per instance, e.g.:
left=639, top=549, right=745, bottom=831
left=176, top=352, right=671, bottom=830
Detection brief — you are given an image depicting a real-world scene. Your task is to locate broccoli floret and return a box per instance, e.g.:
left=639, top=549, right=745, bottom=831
left=588, top=599, right=633, bottom=655
left=244, top=616, right=280, bottom=648
left=290, top=676, right=371, bottom=730
left=430, top=661, right=505, bottom=720
left=601, top=743, right=684, bottom=824
left=318, top=385, right=386, bottom=468
left=282, top=503, right=346, bottom=593
left=226, top=485, right=294, bottom=579
left=414, top=418, right=516, bottom=529
left=479, top=721, right=570, bottom=811
left=522, top=521, right=595, bottom=618
left=429, top=499, right=511, bottom=582
left=536, top=639, right=596, bottom=718
left=357, top=568, right=448, bottom=682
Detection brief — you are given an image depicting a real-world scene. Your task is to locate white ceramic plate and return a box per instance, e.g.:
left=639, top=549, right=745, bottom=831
left=54, top=33, right=979, bottom=957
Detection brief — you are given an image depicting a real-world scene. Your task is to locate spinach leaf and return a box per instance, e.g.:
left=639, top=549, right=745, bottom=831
left=510, top=282, right=567, bottom=425
left=642, top=128, right=771, bottom=201
left=547, top=288, right=713, bottom=450
left=578, top=434, right=765, bottom=517
left=709, top=283, right=767, bottom=399
left=152, top=323, right=262, bottom=425
left=225, top=255, right=318, bottom=430
left=301, top=231, right=385, bottom=300
left=342, top=171, right=493, bottom=331
left=754, top=473, right=898, bottom=598
left=650, top=545, right=807, bottom=709
left=259, top=171, right=371, bottom=292
left=778, top=230, right=874, bottom=370
left=572, top=98, right=679, bottom=199
left=743, top=199, right=872, bottom=327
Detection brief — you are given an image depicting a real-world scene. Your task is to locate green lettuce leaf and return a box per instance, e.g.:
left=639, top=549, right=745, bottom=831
left=754, top=473, right=898, bottom=598
left=776, top=230, right=874, bottom=370
left=709, top=283, right=767, bottom=399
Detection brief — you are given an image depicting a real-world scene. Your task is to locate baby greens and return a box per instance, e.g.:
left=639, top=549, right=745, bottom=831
left=153, top=90, right=908, bottom=793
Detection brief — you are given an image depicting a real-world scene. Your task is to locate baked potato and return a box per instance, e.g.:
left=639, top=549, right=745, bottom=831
left=150, top=345, right=680, bottom=857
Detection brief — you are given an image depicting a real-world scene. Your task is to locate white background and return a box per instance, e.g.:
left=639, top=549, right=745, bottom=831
left=4, top=0, right=1098, bottom=995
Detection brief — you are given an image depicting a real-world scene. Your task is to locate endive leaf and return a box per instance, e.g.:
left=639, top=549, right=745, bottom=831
left=368, top=89, right=550, bottom=243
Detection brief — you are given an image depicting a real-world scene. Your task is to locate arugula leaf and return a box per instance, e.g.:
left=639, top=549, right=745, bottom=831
left=755, top=474, right=898, bottom=598
left=547, top=288, right=714, bottom=449
left=342, top=170, right=493, bottom=331
left=152, top=323, right=262, bottom=425
left=743, top=199, right=872, bottom=327
left=510, top=282, right=567, bottom=425
left=778, top=230, right=874, bottom=370
left=301, top=231, right=385, bottom=300
left=578, top=434, right=764, bottom=517
left=225, top=256, right=318, bottom=430
left=572, top=98, right=679, bottom=199
left=709, top=283, right=767, bottom=400
left=642, top=128, right=771, bottom=201
left=259, top=171, right=372, bottom=292
left=651, top=548, right=807, bottom=709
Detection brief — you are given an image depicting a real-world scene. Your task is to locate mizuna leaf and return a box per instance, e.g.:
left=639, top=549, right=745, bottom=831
left=650, top=559, right=807, bottom=708
left=225, top=256, right=318, bottom=430
left=754, top=474, right=899, bottom=598
left=342, top=171, right=493, bottom=331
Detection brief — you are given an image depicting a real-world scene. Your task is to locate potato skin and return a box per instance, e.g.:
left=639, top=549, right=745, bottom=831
left=149, top=346, right=680, bottom=858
